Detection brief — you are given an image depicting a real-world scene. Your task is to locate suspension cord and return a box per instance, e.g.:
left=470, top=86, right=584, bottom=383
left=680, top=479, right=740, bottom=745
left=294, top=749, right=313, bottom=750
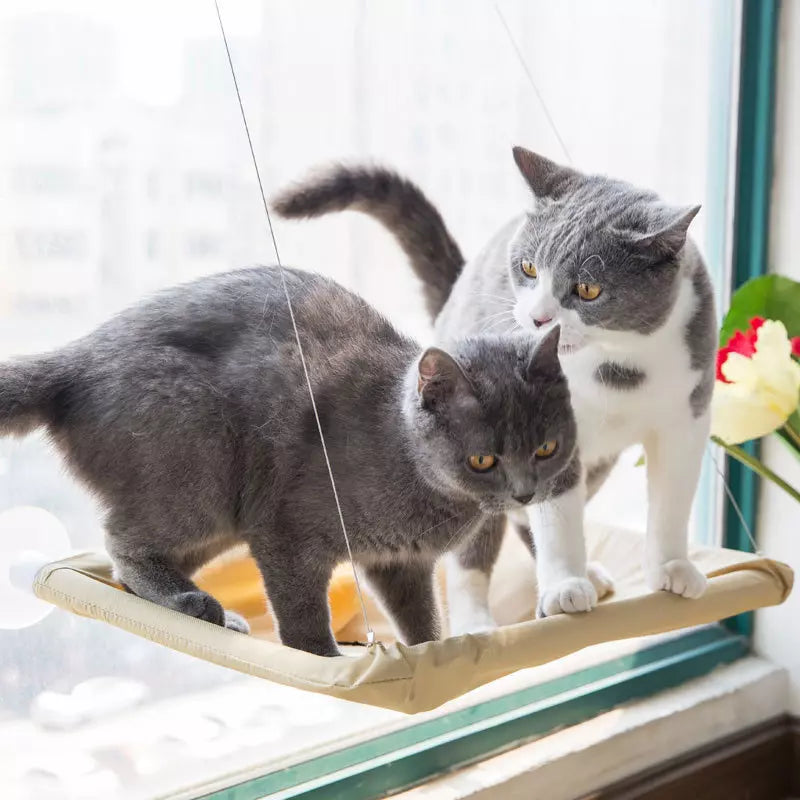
left=213, top=0, right=375, bottom=646
left=495, top=3, right=759, bottom=556
left=493, top=2, right=573, bottom=165
left=707, top=444, right=762, bottom=555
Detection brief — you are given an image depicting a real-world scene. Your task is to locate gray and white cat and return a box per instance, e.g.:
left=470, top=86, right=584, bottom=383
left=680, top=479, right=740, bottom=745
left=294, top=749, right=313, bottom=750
left=0, top=266, right=579, bottom=655
left=273, top=147, right=716, bottom=633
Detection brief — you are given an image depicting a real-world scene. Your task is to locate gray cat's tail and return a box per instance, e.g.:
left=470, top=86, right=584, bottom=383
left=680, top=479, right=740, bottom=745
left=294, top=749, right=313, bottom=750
left=272, top=165, right=465, bottom=319
left=0, top=356, right=72, bottom=437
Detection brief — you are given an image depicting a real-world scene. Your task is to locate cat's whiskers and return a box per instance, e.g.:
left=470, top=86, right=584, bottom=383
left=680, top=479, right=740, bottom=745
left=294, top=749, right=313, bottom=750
left=579, top=254, right=606, bottom=276
left=468, top=292, right=515, bottom=306
left=477, top=308, right=513, bottom=322
left=472, top=309, right=515, bottom=332
left=486, top=320, right=522, bottom=338
left=442, top=513, right=482, bottom=553
left=479, top=314, right=516, bottom=335
left=416, top=511, right=463, bottom=541
left=482, top=311, right=514, bottom=322
left=481, top=321, right=515, bottom=336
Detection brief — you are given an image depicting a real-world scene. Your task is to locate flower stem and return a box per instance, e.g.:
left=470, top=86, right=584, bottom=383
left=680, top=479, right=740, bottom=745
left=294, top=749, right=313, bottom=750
left=711, top=435, right=800, bottom=505
left=775, top=427, right=799, bottom=458
left=782, top=420, right=800, bottom=453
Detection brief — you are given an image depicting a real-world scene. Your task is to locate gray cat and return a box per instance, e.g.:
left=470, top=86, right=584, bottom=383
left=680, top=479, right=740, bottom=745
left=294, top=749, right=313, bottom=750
left=0, top=266, right=578, bottom=655
left=273, top=149, right=715, bottom=634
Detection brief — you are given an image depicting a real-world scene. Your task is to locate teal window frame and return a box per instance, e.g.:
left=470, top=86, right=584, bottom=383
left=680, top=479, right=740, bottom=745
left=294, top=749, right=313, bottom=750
left=723, top=0, right=781, bottom=638
left=204, top=628, right=745, bottom=800
left=201, top=3, right=779, bottom=797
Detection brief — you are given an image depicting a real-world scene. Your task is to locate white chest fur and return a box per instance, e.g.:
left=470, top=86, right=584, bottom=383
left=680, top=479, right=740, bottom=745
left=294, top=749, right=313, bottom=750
left=564, top=274, right=701, bottom=465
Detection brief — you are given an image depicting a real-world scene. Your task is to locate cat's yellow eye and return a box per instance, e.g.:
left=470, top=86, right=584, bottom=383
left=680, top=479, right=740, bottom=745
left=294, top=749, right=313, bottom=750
left=521, top=260, right=538, bottom=279
left=468, top=454, right=497, bottom=472
left=534, top=440, right=558, bottom=458
left=576, top=283, right=602, bottom=301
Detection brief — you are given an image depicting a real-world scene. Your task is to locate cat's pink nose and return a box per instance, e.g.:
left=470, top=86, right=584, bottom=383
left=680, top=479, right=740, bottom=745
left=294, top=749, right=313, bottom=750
left=533, top=316, right=553, bottom=328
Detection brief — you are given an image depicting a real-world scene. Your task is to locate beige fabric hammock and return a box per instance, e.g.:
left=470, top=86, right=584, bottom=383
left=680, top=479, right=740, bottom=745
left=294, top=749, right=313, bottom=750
left=33, top=523, right=793, bottom=714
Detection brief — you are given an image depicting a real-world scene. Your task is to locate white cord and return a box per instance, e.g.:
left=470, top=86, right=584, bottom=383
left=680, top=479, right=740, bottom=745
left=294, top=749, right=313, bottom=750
left=493, top=2, right=573, bottom=165
left=707, top=443, right=762, bottom=555
left=494, top=5, right=757, bottom=559
left=213, top=0, right=375, bottom=646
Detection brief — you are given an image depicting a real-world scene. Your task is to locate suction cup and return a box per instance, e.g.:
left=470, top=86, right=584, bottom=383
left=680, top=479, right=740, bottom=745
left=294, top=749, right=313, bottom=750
left=0, top=506, right=71, bottom=629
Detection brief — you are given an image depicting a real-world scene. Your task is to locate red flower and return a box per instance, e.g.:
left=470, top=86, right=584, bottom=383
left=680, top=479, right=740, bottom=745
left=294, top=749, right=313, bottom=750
left=792, top=336, right=800, bottom=357
left=716, top=317, right=765, bottom=383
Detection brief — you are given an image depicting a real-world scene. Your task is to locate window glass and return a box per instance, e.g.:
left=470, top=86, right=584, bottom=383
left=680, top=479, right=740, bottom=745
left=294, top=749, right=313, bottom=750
left=0, top=1, right=737, bottom=797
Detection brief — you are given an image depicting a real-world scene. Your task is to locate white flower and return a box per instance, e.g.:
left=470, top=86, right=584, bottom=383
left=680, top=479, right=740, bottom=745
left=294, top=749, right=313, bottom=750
left=711, top=319, right=800, bottom=445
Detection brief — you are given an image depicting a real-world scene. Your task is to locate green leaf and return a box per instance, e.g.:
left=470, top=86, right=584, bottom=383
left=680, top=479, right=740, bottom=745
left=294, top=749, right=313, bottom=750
left=634, top=451, right=645, bottom=467
left=719, top=275, right=800, bottom=346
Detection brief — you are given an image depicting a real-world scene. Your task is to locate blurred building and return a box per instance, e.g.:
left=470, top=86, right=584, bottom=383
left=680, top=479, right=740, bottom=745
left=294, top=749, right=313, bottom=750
left=0, top=15, right=263, bottom=354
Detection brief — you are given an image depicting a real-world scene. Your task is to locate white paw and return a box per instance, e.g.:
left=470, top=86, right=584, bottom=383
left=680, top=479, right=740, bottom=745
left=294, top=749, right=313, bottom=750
left=224, top=610, right=251, bottom=634
left=537, top=577, right=597, bottom=618
left=587, top=561, right=614, bottom=600
left=647, top=559, right=707, bottom=599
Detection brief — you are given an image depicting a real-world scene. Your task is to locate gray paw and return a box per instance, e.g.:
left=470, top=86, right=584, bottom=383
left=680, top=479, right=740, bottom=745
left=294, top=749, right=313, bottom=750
left=224, top=610, right=251, bottom=634
left=282, top=635, right=341, bottom=657
left=312, top=644, right=342, bottom=657
left=174, top=590, right=225, bottom=626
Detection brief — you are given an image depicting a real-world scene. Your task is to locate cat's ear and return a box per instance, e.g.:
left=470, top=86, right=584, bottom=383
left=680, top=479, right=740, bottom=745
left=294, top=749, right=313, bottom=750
left=526, top=326, right=562, bottom=381
left=417, top=347, right=472, bottom=408
left=512, top=146, right=577, bottom=200
left=630, top=205, right=700, bottom=259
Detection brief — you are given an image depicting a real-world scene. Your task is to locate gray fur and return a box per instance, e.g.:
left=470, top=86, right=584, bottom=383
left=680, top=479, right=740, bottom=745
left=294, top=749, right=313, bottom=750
left=272, top=166, right=464, bottom=318
left=549, top=453, right=582, bottom=496
left=0, top=266, right=577, bottom=656
left=487, top=453, right=612, bottom=578
left=594, top=362, right=647, bottom=391
left=272, top=152, right=717, bottom=594
left=450, top=515, right=507, bottom=577
left=508, top=150, right=701, bottom=336
left=438, top=217, right=524, bottom=337
left=685, top=260, right=717, bottom=417
left=273, top=157, right=713, bottom=405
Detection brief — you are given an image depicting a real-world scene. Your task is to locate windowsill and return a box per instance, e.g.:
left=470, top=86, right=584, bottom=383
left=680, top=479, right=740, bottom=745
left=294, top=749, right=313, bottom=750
left=4, top=525, right=746, bottom=800
left=151, top=631, right=701, bottom=800
left=391, top=656, right=788, bottom=800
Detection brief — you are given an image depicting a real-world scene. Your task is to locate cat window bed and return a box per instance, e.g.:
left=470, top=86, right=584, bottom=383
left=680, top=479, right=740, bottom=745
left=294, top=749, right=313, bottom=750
left=30, top=523, right=792, bottom=714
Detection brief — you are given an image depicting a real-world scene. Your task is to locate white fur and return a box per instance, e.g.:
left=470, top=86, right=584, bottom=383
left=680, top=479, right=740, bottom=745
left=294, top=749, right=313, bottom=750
left=642, top=410, right=709, bottom=598
left=558, top=274, right=703, bottom=464
left=587, top=561, right=614, bottom=598
left=445, top=557, right=497, bottom=636
left=514, top=270, right=559, bottom=326
left=526, top=481, right=596, bottom=615
left=538, top=270, right=708, bottom=611
left=447, top=268, right=709, bottom=627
